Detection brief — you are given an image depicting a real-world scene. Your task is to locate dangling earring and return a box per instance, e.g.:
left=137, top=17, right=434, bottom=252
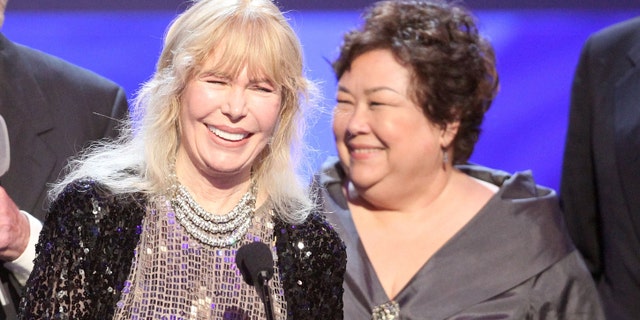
left=442, top=149, right=449, bottom=165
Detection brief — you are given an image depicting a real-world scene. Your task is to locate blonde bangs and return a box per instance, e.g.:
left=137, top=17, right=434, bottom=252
left=202, top=15, right=299, bottom=91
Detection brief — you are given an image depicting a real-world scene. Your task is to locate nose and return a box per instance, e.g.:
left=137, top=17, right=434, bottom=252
left=221, top=87, right=247, bottom=121
left=345, top=104, right=371, bottom=136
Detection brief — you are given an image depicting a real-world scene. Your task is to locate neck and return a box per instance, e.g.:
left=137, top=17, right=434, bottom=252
left=347, top=166, right=458, bottom=215
left=174, top=175, right=252, bottom=215
left=174, top=153, right=253, bottom=213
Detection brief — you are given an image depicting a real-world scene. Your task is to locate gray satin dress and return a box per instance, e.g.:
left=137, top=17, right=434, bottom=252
left=317, top=157, right=604, bottom=319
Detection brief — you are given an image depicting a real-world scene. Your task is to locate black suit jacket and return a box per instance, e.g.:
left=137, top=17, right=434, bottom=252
left=560, top=17, right=640, bottom=320
left=0, top=32, right=128, bottom=219
left=0, top=32, right=128, bottom=317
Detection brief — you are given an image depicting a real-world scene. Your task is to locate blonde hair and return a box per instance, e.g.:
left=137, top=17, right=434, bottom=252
left=51, top=0, right=317, bottom=223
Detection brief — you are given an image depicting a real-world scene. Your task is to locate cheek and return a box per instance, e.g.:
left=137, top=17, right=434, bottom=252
left=252, top=97, right=282, bottom=132
left=333, top=116, right=352, bottom=167
left=264, top=112, right=280, bottom=135
left=332, top=110, right=349, bottom=139
left=181, top=86, right=206, bottom=120
left=409, top=124, right=444, bottom=154
left=177, top=106, right=201, bottom=146
left=379, top=114, right=434, bottom=147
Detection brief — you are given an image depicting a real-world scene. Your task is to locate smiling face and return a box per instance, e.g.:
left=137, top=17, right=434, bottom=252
left=176, top=52, right=281, bottom=186
left=333, top=49, right=456, bottom=200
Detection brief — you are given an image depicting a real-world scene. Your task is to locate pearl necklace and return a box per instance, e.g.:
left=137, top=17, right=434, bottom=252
left=171, top=181, right=256, bottom=247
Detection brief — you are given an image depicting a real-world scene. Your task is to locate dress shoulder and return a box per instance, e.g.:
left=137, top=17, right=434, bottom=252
left=525, top=250, right=605, bottom=319
left=19, top=178, right=146, bottom=320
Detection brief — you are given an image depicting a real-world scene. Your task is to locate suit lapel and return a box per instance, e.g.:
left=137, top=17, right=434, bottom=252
left=613, top=40, right=640, bottom=236
left=0, top=34, right=57, bottom=215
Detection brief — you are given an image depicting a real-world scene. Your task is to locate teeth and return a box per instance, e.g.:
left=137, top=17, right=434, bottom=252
left=209, top=127, right=247, bottom=141
left=352, top=148, right=379, bottom=153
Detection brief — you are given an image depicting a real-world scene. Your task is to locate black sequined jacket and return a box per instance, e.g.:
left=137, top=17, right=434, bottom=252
left=19, top=179, right=346, bottom=319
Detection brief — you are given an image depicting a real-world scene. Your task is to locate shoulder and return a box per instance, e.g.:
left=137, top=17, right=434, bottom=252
left=55, top=178, right=131, bottom=202
left=316, top=156, right=343, bottom=186
left=29, top=178, right=147, bottom=318
left=49, top=178, right=146, bottom=225
left=42, top=178, right=146, bottom=263
left=275, top=210, right=346, bottom=256
left=455, top=163, right=573, bottom=265
left=9, top=40, right=125, bottom=105
left=457, top=163, right=557, bottom=200
left=312, top=156, right=348, bottom=208
left=593, top=17, right=640, bottom=42
left=586, top=17, right=640, bottom=58
left=274, top=209, right=346, bottom=277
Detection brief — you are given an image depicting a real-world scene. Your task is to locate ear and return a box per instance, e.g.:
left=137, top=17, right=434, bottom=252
left=440, top=121, right=460, bottom=148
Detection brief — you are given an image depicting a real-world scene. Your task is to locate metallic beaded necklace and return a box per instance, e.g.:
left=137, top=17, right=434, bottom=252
left=170, top=181, right=257, bottom=247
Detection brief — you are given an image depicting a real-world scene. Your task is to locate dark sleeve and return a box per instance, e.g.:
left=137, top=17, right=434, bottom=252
left=275, top=212, right=347, bottom=319
left=559, top=35, right=601, bottom=277
left=18, top=181, right=103, bottom=319
left=19, top=180, right=145, bottom=320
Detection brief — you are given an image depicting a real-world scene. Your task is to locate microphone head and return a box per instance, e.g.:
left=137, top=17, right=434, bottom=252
left=235, top=242, right=274, bottom=286
left=0, top=115, right=9, bottom=177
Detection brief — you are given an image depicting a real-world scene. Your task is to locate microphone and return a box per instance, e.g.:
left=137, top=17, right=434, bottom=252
left=0, top=115, right=9, bottom=177
left=235, top=242, right=275, bottom=320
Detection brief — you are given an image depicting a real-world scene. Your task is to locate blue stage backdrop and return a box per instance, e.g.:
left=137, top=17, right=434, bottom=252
left=3, top=8, right=639, bottom=191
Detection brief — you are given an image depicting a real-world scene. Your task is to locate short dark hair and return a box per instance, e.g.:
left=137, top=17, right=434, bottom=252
left=333, top=0, right=499, bottom=163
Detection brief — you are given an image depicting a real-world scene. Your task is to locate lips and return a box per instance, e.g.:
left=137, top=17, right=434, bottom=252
left=208, top=125, right=250, bottom=142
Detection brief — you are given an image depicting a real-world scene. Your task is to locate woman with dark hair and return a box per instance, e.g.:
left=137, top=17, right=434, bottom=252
left=316, top=0, right=603, bottom=318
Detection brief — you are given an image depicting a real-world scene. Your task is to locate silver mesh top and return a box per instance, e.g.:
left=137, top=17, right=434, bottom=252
left=112, top=196, right=286, bottom=319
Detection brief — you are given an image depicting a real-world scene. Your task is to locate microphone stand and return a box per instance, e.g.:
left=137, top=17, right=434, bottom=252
left=257, top=271, right=275, bottom=320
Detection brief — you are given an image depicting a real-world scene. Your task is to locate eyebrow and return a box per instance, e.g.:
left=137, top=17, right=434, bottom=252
left=249, top=78, right=274, bottom=85
left=199, top=70, right=274, bottom=85
left=200, top=70, right=230, bottom=79
left=337, top=85, right=400, bottom=95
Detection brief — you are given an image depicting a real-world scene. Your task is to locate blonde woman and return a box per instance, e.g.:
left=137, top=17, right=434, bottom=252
left=19, top=0, right=345, bottom=319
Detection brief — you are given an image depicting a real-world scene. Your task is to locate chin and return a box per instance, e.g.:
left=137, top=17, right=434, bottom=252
left=349, top=172, right=378, bottom=190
